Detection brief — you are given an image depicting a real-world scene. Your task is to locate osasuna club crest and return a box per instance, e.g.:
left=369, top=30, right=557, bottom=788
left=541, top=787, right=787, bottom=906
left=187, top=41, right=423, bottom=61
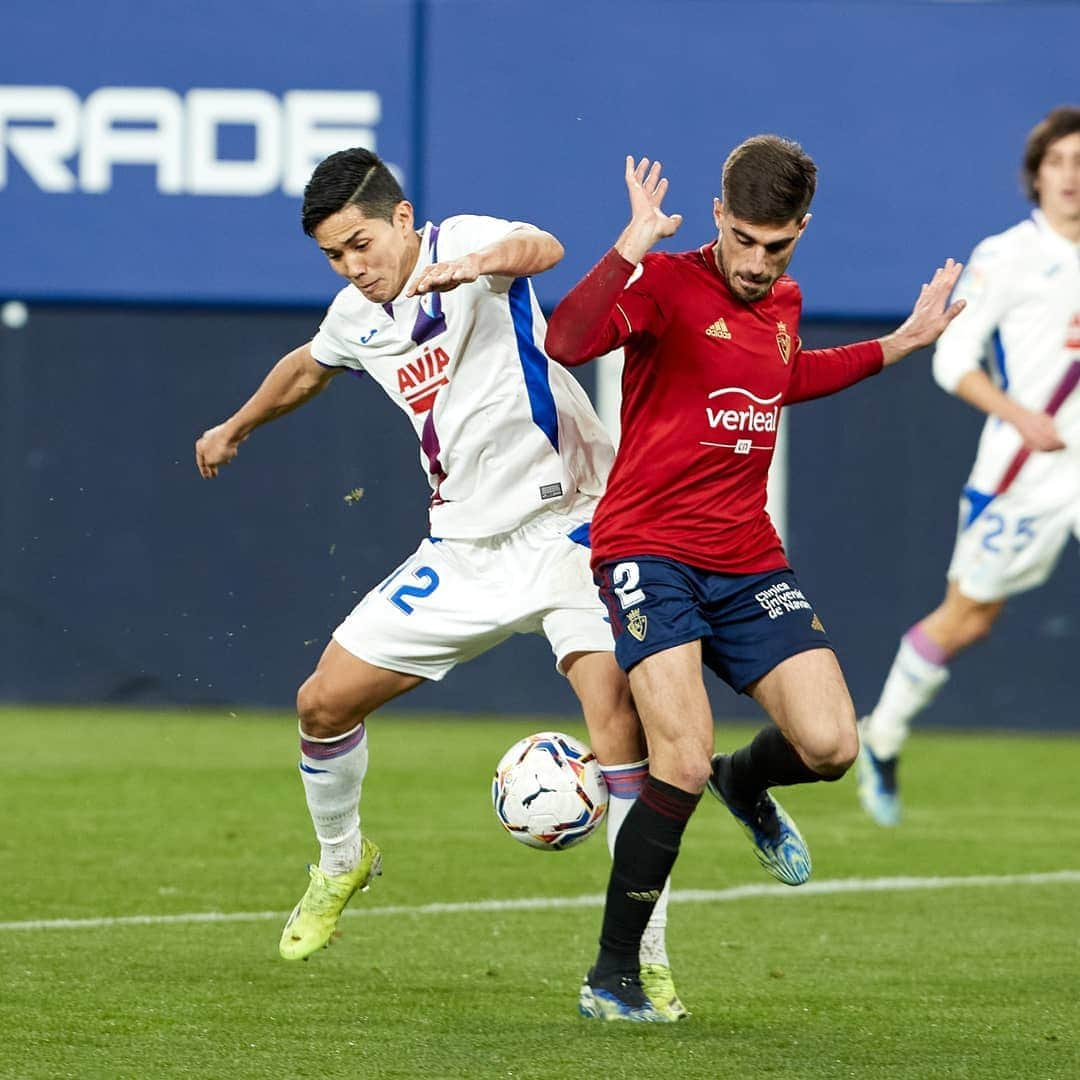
left=776, top=320, right=791, bottom=364
left=626, top=608, right=648, bottom=642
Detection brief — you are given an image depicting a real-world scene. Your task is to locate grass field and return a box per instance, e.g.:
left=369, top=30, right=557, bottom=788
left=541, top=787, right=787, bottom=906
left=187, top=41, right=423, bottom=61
left=1, top=706, right=1078, bottom=1080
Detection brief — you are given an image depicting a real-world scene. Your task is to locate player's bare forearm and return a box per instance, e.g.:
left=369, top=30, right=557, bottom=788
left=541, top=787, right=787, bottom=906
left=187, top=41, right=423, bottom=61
left=408, top=228, right=562, bottom=296
left=476, top=228, right=563, bottom=278
left=614, top=219, right=664, bottom=266
left=222, top=344, right=336, bottom=438
left=878, top=259, right=966, bottom=367
left=195, top=344, right=338, bottom=478
left=954, top=369, right=1065, bottom=452
left=953, top=369, right=1020, bottom=422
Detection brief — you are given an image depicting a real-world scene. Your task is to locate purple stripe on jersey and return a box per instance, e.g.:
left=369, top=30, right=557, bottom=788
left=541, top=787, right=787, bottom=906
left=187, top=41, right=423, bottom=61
left=300, top=722, right=366, bottom=761
left=411, top=225, right=447, bottom=345
left=995, top=359, right=1080, bottom=495
left=421, top=410, right=446, bottom=481
left=600, top=760, right=649, bottom=799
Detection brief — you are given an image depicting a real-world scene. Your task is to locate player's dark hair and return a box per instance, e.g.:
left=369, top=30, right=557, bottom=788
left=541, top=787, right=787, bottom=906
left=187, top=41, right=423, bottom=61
left=301, top=148, right=406, bottom=235
left=1021, top=105, right=1080, bottom=204
left=721, top=135, right=817, bottom=224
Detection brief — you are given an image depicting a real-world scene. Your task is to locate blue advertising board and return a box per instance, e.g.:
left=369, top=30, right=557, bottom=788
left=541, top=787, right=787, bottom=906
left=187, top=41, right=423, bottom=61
left=0, top=0, right=415, bottom=306
left=422, top=0, right=1078, bottom=315
left=1, top=0, right=1076, bottom=314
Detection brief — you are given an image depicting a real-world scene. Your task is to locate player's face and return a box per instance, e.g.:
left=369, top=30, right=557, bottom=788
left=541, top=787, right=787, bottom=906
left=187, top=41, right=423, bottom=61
left=313, top=201, right=421, bottom=303
left=713, top=200, right=809, bottom=303
left=1035, top=131, right=1080, bottom=225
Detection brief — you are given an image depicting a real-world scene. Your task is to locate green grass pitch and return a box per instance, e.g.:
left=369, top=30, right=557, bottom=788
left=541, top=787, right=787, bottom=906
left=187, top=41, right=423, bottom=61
left=1, top=706, right=1077, bottom=1080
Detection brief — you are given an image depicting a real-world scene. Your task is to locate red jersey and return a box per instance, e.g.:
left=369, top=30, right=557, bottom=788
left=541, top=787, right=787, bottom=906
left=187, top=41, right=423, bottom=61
left=545, top=244, right=883, bottom=574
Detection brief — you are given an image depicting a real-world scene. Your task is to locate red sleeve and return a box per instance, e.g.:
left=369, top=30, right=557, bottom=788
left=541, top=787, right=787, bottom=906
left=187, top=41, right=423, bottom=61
left=545, top=249, right=653, bottom=366
left=785, top=339, right=884, bottom=403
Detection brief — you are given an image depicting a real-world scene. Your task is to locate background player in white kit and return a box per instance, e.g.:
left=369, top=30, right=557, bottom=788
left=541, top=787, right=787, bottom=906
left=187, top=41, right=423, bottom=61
left=194, top=148, right=686, bottom=1019
left=858, top=106, right=1080, bottom=825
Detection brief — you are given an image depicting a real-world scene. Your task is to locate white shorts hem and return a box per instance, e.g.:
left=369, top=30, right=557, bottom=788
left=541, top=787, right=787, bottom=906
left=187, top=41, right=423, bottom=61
left=331, top=632, right=448, bottom=682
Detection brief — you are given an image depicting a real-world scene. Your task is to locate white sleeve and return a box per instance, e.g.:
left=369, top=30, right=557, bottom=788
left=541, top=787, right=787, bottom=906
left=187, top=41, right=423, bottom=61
left=438, top=214, right=539, bottom=292
left=309, top=297, right=362, bottom=371
left=932, top=237, right=1012, bottom=394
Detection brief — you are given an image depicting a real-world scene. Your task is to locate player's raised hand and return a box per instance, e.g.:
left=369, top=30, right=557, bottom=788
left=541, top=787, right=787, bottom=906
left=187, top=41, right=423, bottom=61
left=615, top=156, right=683, bottom=265
left=879, top=258, right=967, bottom=366
left=408, top=255, right=481, bottom=296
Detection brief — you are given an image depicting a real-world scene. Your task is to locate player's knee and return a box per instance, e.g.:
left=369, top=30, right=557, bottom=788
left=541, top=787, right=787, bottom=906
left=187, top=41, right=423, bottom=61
left=813, top=737, right=858, bottom=779
left=798, top=723, right=858, bottom=778
left=296, top=674, right=359, bottom=740
left=664, top=752, right=713, bottom=795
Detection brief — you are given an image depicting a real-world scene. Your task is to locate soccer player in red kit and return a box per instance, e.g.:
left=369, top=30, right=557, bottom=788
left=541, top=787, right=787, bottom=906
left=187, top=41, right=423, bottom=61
left=545, top=136, right=966, bottom=1021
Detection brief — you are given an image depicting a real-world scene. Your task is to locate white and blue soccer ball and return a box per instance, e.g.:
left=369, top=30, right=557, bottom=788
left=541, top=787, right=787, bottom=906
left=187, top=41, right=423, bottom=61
left=492, top=731, right=608, bottom=851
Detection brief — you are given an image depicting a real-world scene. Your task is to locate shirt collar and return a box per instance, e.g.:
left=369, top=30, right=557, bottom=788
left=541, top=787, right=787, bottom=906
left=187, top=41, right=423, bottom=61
left=1031, top=209, right=1080, bottom=257
left=396, top=221, right=436, bottom=302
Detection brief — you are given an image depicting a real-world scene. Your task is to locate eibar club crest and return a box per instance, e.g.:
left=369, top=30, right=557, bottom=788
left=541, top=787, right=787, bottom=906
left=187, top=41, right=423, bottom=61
left=626, top=608, right=648, bottom=642
left=706, top=317, right=732, bottom=340
left=776, top=321, right=791, bottom=364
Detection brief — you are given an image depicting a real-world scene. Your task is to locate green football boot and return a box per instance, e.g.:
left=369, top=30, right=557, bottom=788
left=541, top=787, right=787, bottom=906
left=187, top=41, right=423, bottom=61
left=279, top=836, right=382, bottom=960
left=640, top=963, right=691, bottom=1021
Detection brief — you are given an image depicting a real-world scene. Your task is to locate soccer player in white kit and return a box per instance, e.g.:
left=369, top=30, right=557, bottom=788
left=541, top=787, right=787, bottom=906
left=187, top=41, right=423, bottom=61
left=195, top=148, right=685, bottom=1019
left=858, top=106, right=1080, bottom=825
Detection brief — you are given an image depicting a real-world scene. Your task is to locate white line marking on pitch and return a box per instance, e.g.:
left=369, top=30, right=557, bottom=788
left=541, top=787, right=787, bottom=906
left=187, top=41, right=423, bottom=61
left=2, top=870, right=1078, bottom=933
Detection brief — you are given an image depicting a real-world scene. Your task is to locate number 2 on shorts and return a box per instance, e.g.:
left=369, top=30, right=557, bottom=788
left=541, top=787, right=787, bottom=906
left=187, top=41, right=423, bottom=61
left=389, top=566, right=440, bottom=614
left=612, top=561, right=646, bottom=610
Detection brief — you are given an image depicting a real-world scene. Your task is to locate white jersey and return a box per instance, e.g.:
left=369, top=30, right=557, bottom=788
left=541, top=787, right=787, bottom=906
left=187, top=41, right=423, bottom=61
left=310, top=215, right=613, bottom=539
left=933, top=210, right=1080, bottom=508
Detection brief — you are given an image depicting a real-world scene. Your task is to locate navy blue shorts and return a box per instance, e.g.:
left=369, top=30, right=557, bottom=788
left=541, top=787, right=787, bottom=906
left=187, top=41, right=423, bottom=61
left=595, top=557, right=833, bottom=693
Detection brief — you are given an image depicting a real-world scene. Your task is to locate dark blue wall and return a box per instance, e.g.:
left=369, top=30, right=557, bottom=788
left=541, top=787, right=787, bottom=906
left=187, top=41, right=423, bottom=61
left=2, top=306, right=1075, bottom=728
left=2, top=0, right=1076, bottom=727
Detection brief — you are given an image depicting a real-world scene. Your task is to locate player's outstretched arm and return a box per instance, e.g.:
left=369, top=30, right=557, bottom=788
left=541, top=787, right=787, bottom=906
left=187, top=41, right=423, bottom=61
left=195, top=343, right=340, bottom=478
left=953, top=369, right=1067, bottom=452
left=878, top=259, right=966, bottom=367
left=546, top=156, right=679, bottom=367
left=407, top=227, right=563, bottom=296
left=614, top=156, right=683, bottom=265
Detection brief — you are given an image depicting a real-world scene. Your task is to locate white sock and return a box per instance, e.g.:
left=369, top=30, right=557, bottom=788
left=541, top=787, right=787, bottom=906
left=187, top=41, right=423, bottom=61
left=600, top=759, right=671, bottom=969
left=864, top=633, right=950, bottom=760
left=298, top=720, right=369, bottom=876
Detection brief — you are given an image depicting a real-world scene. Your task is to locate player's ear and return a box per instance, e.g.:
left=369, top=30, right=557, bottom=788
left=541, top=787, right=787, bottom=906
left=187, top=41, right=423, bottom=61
left=713, top=198, right=724, bottom=229
left=797, top=213, right=812, bottom=237
left=394, top=200, right=415, bottom=232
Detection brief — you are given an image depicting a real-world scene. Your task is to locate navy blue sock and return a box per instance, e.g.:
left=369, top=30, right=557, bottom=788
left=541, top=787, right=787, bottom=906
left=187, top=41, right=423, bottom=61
left=723, top=724, right=822, bottom=806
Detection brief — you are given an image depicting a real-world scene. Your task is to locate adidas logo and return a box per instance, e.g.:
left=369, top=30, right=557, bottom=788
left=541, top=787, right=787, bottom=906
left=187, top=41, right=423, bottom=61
left=811, top=614, right=825, bottom=633
left=626, top=889, right=662, bottom=902
left=705, top=318, right=731, bottom=340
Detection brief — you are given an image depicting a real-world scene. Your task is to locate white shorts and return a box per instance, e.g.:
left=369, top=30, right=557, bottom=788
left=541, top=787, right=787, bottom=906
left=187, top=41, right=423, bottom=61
left=947, top=484, right=1080, bottom=602
left=332, top=504, right=613, bottom=680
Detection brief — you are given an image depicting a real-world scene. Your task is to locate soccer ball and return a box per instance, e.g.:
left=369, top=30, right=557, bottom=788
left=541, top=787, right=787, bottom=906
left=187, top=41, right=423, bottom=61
left=492, top=731, right=608, bottom=851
